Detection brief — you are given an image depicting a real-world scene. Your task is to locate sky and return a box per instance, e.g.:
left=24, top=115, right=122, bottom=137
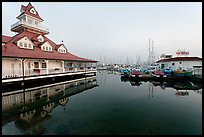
left=2, top=2, right=202, bottom=64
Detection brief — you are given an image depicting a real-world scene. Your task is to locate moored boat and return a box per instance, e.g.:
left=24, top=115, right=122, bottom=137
left=174, top=70, right=185, bottom=77
left=131, top=69, right=142, bottom=77
left=184, top=70, right=193, bottom=77
left=162, top=68, right=174, bottom=76
left=152, top=70, right=166, bottom=77
left=140, top=68, right=150, bottom=74
left=120, top=68, right=131, bottom=76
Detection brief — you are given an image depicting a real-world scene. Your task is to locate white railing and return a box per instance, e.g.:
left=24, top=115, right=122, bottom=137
left=11, top=20, right=49, bottom=33
left=2, top=67, right=97, bottom=79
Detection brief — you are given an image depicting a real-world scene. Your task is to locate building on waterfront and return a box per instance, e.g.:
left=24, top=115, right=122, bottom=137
left=2, top=3, right=97, bottom=80
left=156, top=50, right=202, bottom=75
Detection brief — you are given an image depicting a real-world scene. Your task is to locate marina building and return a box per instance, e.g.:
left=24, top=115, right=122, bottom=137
left=156, top=50, right=202, bottom=75
left=2, top=3, right=97, bottom=85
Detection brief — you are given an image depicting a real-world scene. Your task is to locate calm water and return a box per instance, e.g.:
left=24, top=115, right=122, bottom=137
left=2, top=70, right=202, bottom=135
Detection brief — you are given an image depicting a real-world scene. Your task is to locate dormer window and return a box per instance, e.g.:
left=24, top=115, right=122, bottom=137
left=57, top=44, right=67, bottom=54
left=30, top=7, right=37, bottom=15
left=41, top=41, right=53, bottom=52
left=38, top=35, right=44, bottom=42
left=19, top=42, right=23, bottom=47
left=24, top=43, right=27, bottom=48
left=17, top=36, right=34, bottom=49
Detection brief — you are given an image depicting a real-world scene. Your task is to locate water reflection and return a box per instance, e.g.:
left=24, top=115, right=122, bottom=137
left=120, top=76, right=202, bottom=96
left=2, top=76, right=98, bottom=135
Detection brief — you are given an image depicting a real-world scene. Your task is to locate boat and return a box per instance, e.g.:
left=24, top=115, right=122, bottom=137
left=174, top=69, right=185, bottom=77
left=152, top=70, right=166, bottom=78
left=131, top=69, right=142, bottom=77
left=184, top=69, right=193, bottom=77
left=162, top=68, right=174, bottom=76
left=130, top=81, right=142, bottom=86
left=140, top=68, right=150, bottom=74
left=120, top=68, right=131, bottom=76
left=175, top=91, right=189, bottom=96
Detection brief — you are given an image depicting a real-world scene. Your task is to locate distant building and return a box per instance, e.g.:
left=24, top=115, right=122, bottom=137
left=156, top=56, right=202, bottom=72
left=2, top=3, right=97, bottom=79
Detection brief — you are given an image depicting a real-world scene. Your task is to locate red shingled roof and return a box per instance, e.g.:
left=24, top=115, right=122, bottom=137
left=156, top=57, right=202, bottom=63
left=17, top=3, right=43, bottom=21
left=2, top=31, right=97, bottom=62
left=2, top=35, right=12, bottom=43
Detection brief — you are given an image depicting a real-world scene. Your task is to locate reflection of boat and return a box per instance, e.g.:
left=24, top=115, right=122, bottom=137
left=172, top=81, right=202, bottom=90
left=2, top=76, right=98, bottom=135
left=175, top=91, right=189, bottom=96
left=173, top=81, right=193, bottom=90
left=120, top=76, right=129, bottom=82
left=130, top=81, right=142, bottom=86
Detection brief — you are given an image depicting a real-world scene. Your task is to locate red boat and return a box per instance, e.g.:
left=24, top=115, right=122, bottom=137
left=131, top=69, right=142, bottom=77
left=152, top=70, right=166, bottom=77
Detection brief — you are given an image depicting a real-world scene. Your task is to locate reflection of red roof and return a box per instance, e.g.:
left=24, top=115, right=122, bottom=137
left=156, top=57, right=202, bottom=63
left=2, top=35, right=12, bottom=43
left=17, top=3, right=43, bottom=21
left=2, top=31, right=97, bottom=62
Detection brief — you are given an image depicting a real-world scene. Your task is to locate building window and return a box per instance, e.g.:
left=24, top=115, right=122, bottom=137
left=11, top=64, right=14, bottom=69
left=161, top=64, right=165, bottom=69
left=28, top=18, right=33, bottom=24
left=172, top=63, right=175, bottom=66
left=28, top=44, right=32, bottom=49
left=46, top=47, right=48, bottom=51
left=19, top=42, right=23, bottom=47
left=34, top=62, right=39, bottom=68
left=43, top=46, right=45, bottom=50
left=35, top=21, right=38, bottom=26
left=49, top=47, right=51, bottom=51
left=24, top=43, right=27, bottom=48
left=42, top=63, right=47, bottom=68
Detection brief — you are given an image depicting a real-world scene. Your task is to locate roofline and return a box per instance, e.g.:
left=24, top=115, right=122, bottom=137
left=156, top=57, right=202, bottom=63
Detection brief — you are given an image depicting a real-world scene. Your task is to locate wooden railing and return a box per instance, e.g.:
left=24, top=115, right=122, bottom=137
left=2, top=67, right=97, bottom=79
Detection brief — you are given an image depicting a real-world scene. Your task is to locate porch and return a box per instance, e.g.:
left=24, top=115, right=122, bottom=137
left=2, top=67, right=97, bottom=79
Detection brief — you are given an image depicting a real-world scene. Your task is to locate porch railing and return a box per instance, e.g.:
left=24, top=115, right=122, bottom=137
left=2, top=67, right=97, bottom=79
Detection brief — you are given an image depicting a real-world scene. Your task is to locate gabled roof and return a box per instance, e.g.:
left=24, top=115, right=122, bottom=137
left=55, top=45, right=61, bottom=50
left=17, top=3, right=43, bottom=21
left=156, top=57, right=202, bottom=63
left=2, top=35, right=12, bottom=43
left=2, top=31, right=97, bottom=62
left=55, top=44, right=66, bottom=50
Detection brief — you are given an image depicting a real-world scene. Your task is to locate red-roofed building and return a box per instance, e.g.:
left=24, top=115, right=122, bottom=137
left=2, top=3, right=97, bottom=80
left=2, top=35, right=12, bottom=45
left=156, top=56, right=202, bottom=72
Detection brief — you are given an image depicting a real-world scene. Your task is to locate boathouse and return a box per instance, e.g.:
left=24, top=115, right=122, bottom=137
left=156, top=55, right=202, bottom=75
left=2, top=3, right=98, bottom=87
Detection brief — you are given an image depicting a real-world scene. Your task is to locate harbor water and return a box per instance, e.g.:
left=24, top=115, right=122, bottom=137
left=2, top=70, right=202, bottom=135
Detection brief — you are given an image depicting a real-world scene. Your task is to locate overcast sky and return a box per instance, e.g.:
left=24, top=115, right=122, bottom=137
left=2, top=2, right=202, bottom=64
